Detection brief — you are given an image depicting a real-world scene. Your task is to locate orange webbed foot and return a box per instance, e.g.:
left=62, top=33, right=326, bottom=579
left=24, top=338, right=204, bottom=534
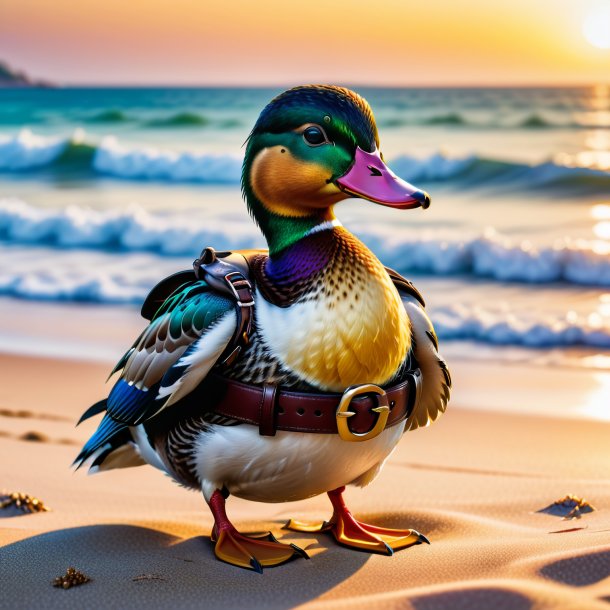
left=208, top=490, right=308, bottom=572
left=286, top=487, right=429, bottom=555
left=213, top=527, right=308, bottom=572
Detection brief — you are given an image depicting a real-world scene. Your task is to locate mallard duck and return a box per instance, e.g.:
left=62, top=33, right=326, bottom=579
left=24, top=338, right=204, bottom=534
left=75, top=85, right=450, bottom=572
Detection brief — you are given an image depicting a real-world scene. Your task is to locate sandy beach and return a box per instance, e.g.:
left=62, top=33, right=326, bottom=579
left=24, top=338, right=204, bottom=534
left=1, top=304, right=609, bottom=609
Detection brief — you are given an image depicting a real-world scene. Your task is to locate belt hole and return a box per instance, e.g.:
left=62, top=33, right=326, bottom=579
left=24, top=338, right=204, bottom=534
left=297, top=408, right=305, bottom=416
left=278, top=407, right=284, bottom=415
left=314, top=409, right=322, bottom=417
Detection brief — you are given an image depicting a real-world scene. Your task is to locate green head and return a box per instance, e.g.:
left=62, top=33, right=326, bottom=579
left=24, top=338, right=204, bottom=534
left=242, top=85, right=429, bottom=255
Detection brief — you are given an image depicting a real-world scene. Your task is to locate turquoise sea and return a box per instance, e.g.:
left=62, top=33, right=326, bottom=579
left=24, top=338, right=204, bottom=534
left=1, top=86, right=609, bottom=372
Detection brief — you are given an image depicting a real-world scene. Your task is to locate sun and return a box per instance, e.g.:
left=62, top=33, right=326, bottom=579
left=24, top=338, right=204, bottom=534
left=583, top=5, right=610, bottom=49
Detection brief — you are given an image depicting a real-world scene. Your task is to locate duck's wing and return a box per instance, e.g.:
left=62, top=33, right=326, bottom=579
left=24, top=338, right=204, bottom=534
left=390, top=273, right=451, bottom=431
left=74, top=279, right=236, bottom=468
left=110, top=280, right=236, bottom=419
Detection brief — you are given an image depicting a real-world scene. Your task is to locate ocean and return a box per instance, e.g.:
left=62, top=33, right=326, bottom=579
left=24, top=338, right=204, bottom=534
left=1, top=85, right=609, bottom=373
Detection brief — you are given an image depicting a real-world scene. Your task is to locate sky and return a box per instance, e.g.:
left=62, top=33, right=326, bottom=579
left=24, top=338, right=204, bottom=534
left=1, top=0, right=610, bottom=86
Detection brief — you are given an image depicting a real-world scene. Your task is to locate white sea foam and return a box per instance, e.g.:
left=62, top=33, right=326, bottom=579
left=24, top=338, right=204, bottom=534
left=1, top=246, right=608, bottom=348
left=391, top=153, right=476, bottom=182
left=0, top=129, right=69, bottom=170
left=0, top=130, right=243, bottom=183
left=93, top=136, right=242, bottom=183
left=0, top=198, right=260, bottom=253
left=434, top=303, right=610, bottom=348
left=2, top=199, right=610, bottom=287
left=362, top=227, right=610, bottom=287
left=0, top=247, right=177, bottom=305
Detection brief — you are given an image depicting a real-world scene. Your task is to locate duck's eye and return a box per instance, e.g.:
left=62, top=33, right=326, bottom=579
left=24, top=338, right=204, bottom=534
left=303, top=126, right=327, bottom=146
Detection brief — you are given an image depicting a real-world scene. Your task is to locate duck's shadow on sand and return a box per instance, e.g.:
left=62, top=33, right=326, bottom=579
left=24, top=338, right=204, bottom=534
left=0, top=523, right=370, bottom=609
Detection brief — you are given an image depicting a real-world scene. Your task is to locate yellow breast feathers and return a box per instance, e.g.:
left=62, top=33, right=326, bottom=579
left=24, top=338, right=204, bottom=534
left=258, top=234, right=411, bottom=392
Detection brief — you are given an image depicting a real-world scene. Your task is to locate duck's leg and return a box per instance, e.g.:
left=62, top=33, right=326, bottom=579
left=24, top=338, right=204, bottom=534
left=285, top=486, right=429, bottom=555
left=207, top=489, right=308, bottom=572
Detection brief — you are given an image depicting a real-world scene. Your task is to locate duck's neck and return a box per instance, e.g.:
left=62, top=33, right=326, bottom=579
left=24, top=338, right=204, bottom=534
left=266, top=212, right=339, bottom=257
left=264, top=220, right=341, bottom=285
left=245, top=191, right=336, bottom=256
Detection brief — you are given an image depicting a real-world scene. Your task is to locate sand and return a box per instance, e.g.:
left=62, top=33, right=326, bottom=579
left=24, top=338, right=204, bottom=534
left=1, top=308, right=610, bottom=609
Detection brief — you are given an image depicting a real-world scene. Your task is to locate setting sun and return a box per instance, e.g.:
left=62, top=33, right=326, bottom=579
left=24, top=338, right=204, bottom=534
left=1, top=0, right=610, bottom=85
left=583, top=5, right=610, bottom=49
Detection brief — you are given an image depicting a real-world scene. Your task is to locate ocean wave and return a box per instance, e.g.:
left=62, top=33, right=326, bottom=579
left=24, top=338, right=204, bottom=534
left=378, top=112, right=600, bottom=130
left=0, top=199, right=259, bottom=253
left=0, top=248, right=162, bottom=305
left=0, top=130, right=242, bottom=183
left=79, top=110, right=242, bottom=128
left=390, top=153, right=610, bottom=190
left=0, top=269, right=147, bottom=305
left=144, top=112, right=211, bottom=128
left=0, top=129, right=98, bottom=173
left=0, top=130, right=72, bottom=171
left=434, top=304, right=610, bottom=349
left=1, top=199, right=610, bottom=287
left=1, top=251, right=607, bottom=349
left=88, top=109, right=132, bottom=123
left=93, top=136, right=242, bottom=182
left=379, top=113, right=466, bottom=128
left=364, top=228, right=610, bottom=287
left=1, top=130, right=609, bottom=191
left=518, top=114, right=555, bottom=129
left=421, top=113, right=467, bottom=126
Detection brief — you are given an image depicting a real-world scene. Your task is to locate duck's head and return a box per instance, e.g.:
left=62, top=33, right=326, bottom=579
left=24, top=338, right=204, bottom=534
left=242, top=85, right=430, bottom=254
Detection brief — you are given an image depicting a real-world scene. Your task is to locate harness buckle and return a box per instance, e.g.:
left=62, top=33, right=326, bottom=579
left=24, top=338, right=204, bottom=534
left=224, top=272, right=255, bottom=307
left=336, top=384, right=390, bottom=442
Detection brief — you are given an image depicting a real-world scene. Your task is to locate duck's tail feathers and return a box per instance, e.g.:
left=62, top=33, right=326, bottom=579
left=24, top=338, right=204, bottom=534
left=73, top=414, right=129, bottom=471
left=76, top=399, right=107, bottom=426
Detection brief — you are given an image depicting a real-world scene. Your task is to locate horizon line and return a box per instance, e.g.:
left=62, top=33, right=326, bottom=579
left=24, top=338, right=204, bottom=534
left=14, top=81, right=610, bottom=90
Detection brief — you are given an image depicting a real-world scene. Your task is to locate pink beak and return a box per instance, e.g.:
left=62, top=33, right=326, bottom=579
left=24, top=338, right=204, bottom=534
left=335, top=147, right=430, bottom=210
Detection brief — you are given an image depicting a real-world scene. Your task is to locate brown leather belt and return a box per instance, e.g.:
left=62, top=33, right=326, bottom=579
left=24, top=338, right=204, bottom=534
left=203, top=369, right=421, bottom=442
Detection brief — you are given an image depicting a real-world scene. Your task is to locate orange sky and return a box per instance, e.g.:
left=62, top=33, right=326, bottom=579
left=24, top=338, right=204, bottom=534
left=1, top=0, right=609, bottom=86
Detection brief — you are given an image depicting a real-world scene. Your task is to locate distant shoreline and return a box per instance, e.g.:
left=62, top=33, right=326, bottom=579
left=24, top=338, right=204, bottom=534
left=0, top=60, right=55, bottom=89
left=0, top=83, right=55, bottom=89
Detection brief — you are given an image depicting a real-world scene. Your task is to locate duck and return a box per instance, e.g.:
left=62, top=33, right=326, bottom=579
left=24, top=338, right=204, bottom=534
left=75, top=85, right=451, bottom=572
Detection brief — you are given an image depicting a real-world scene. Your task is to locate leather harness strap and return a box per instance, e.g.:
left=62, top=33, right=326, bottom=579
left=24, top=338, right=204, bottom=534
left=258, top=383, right=279, bottom=437
left=193, top=248, right=254, bottom=366
left=202, top=370, right=421, bottom=437
left=216, top=271, right=254, bottom=366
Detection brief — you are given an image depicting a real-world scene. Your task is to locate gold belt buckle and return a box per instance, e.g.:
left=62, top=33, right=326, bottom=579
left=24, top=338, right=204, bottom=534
left=336, top=384, right=390, bottom=442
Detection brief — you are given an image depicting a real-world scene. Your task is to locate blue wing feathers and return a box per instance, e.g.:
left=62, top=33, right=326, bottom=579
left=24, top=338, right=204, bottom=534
left=105, top=379, right=162, bottom=425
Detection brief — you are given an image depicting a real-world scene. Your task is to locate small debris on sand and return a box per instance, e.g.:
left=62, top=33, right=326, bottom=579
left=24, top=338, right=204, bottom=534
left=132, top=574, right=166, bottom=582
left=19, top=431, right=49, bottom=442
left=549, top=525, right=588, bottom=534
left=0, top=408, right=70, bottom=421
left=58, top=438, right=78, bottom=445
left=538, top=495, right=596, bottom=519
left=0, top=408, right=33, bottom=418
left=0, top=491, right=50, bottom=513
left=52, top=567, right=90, bottom=589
